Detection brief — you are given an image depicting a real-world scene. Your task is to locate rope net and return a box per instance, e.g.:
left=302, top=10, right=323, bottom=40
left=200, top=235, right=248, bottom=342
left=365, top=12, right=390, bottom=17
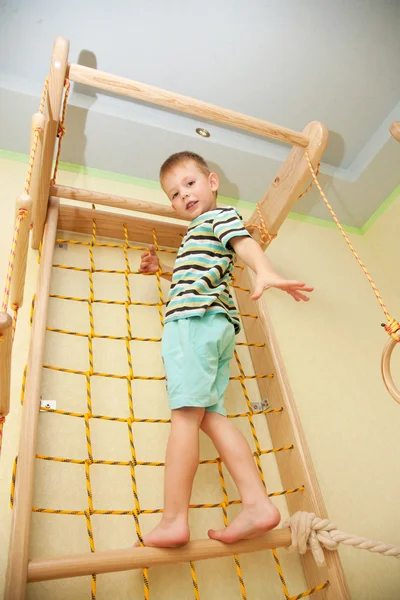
left=12, top=215, right=329, bottom=599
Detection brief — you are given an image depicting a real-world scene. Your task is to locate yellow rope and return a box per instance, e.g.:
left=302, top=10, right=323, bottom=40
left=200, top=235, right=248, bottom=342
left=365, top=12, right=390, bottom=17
left=50, top=79, right=70, bottom=186
left=304, top=149, right=400, bottom=343
left=10, top=218, right=330, bottom=599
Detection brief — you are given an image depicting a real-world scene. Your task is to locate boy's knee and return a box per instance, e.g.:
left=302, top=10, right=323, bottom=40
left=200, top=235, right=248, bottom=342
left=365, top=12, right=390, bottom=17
left=172, top=407, right=205, bottom=426
left=200, top=411, right=221, bottom=433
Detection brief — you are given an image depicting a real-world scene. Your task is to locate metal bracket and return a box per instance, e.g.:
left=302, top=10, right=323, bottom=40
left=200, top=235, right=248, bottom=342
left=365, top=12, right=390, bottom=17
left=40, top=399, right=57, bottom=411
left=250, top=397, right=270, bottom=413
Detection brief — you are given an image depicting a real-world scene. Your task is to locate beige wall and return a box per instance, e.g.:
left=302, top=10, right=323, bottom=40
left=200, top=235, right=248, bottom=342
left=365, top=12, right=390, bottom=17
left=0, top=156, right=399, bottom=599
left=265, top=194, right=400, bottom=599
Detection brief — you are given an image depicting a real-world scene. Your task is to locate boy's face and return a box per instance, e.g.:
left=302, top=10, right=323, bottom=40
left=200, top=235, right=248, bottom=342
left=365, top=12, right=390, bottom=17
left=161, top=161, right=219, bottom=220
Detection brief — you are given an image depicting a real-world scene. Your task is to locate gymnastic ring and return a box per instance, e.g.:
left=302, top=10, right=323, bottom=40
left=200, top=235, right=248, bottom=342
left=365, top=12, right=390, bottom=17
left=381, top=336, right=400, bottom=404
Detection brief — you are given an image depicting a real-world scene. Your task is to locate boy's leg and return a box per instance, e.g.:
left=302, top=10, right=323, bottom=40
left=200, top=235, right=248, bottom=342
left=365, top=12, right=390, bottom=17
left=140, top=407, right=205, bottom=547
left=201, top=412, right=280, bottom=543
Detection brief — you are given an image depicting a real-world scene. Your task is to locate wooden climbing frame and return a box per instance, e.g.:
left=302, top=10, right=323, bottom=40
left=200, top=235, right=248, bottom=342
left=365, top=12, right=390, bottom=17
left=3, top=36, right=352, bottom=600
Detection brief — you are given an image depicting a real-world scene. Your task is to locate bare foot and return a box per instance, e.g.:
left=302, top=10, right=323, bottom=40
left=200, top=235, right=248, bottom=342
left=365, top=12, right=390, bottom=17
left=208, top=499, right=280, bottom=544
left=137, top=517, right=190, bottom=548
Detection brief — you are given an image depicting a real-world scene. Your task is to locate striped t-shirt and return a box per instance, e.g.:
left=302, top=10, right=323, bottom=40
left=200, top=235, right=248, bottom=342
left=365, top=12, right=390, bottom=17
left=164, top=207, right=251, bottom=334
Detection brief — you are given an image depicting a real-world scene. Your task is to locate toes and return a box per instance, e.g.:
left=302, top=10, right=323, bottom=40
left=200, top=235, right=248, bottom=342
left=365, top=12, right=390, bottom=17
left=208, top=528, right=230, bottom=542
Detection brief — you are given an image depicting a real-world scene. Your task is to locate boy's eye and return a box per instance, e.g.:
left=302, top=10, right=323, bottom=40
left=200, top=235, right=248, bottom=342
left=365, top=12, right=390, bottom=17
left=188, top=181, right=194, bottom=186
left=172, top=192, right=178, bottom=199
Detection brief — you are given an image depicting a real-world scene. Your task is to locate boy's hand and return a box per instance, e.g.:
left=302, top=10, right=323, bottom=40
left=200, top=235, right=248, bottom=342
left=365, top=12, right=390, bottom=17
left=251, top=272, right=313, bottom=302
left=139, top=245, right=160, bottom=273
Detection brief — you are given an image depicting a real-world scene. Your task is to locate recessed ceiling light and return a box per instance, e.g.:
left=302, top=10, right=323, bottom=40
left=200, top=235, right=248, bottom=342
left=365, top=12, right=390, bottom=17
left=195, top=127, right=210, bottom=138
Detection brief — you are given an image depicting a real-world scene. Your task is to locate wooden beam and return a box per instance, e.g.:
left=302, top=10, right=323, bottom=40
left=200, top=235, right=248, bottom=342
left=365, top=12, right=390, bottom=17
left=10, top=195, right=32, bottom=310
left=57, top=203, right=187, bottom=249
left=51, top=184, right=190, bottom=221
left=234, top=264, right=350, bottom=599
left=32, top=36, right=69, bottom=249
left=30, top=113, right=45, bottom=249
left=28, top=529, right=292, bottom=583
left=68, top=63, right=309, bottom=148
left=247, top=121, right=328, bottom=248
left=5, top=199, right=60, bottom=600
left=0, top=312, right=13, bottom=417
left=390, top=121, right=400, bottom=142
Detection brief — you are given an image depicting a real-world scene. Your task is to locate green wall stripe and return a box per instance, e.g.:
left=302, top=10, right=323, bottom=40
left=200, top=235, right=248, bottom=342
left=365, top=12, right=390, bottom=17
left=360, top=184, right=400, bottom=235
left=0, top=148, right=397, bottom=236
left=286, top=211, right=362, bottom=235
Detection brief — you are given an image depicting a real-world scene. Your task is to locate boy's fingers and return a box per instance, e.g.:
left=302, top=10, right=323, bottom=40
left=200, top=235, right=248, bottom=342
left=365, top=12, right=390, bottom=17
left=148, top=245, right=157, bottom=256
left=251, top=285, right=265, bottom=301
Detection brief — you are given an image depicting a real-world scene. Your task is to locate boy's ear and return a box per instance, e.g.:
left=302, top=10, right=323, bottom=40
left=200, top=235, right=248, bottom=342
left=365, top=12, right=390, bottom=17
left=209, top=172, right=219, bottom=192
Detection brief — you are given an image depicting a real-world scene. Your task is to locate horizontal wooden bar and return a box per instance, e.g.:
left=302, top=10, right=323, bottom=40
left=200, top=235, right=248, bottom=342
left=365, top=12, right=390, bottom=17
left=57, top=202, right=187, bottom=248
left=51, top=184, right=190, bottom=221
left=68, top=63, right=309, bottom=148
left=28, top=528, right=292, bottom=582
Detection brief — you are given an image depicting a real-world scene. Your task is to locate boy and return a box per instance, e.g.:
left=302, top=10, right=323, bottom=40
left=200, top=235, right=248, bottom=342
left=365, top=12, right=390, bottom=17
left=139, top=151, right=312, bottom=548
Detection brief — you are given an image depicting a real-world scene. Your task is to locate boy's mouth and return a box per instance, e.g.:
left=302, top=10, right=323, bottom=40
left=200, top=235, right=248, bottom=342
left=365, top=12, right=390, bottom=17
left=186, top=201, right=198, bottom=210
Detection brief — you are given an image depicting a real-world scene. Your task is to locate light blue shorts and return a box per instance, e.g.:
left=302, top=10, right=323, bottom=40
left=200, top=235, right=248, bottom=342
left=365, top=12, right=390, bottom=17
left=161, top=313, right=235, bottom=416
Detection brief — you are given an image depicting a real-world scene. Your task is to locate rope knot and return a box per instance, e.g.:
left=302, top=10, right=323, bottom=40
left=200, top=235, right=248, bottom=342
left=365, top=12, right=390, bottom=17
left=283, top=511, right=338, bottom=567
left=57, top=123, right=66, bottom=138
left=284, top=511, right=400, bottom=566
left=384, top=318, right=400, bottom=341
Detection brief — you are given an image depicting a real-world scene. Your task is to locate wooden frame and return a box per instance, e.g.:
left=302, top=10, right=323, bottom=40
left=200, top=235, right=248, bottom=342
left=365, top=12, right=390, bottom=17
left=5, top=198, right=60, bottom=599
left=234, top=266, right=349, bottom=598
left=32, top=37, right=69, bottom=249
left=0, top=312, right=13, bottom=416
left=4, top=37, right=350, bottom=599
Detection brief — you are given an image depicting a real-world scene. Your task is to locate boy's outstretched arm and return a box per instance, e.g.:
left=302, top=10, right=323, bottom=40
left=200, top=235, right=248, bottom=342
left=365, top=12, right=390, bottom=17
left=229, top=236, right=313, bottom=302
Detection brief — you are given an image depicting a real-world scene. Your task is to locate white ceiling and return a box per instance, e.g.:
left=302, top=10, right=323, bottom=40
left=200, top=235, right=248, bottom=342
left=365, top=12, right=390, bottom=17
left=0, top=0, right=400, bottom=227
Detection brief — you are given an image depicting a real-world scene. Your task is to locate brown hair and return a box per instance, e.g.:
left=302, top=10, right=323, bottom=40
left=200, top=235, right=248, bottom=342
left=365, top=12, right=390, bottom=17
left=159, top=151, right=211, bottom=182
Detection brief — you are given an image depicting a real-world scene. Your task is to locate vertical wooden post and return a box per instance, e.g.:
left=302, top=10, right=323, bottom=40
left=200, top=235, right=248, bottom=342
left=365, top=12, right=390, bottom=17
left=234, top=269, right=350, bottom=599
left=0, top=312, right=13, bottom=417
left=31, top=36, right=69, bottom=250
left=5, top=198, right=60, bottom=600
left=30, top=113, right=45, bottom=249
left=239, top=122, right=349, bottom=597
left=247, top=121, right=328, bottom=247
left=10, top=195, right=32, bottom=311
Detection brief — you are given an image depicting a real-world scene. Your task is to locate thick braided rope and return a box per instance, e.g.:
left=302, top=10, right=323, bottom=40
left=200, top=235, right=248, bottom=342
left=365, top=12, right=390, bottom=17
left=284, top=511, right=400, bottom=568
left=304, top=149, right=400, bottom=343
